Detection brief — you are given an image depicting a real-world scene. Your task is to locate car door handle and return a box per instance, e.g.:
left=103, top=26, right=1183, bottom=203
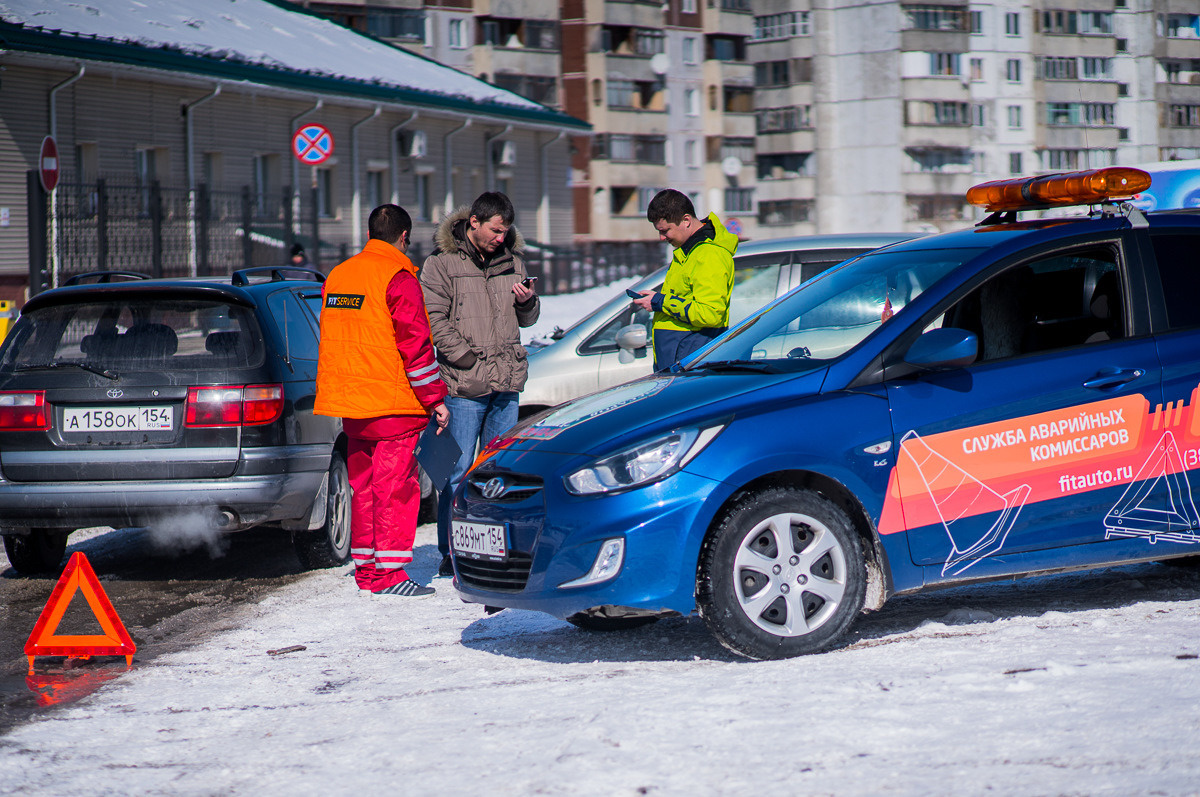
left=1082, top=367, right=1144, bottom=390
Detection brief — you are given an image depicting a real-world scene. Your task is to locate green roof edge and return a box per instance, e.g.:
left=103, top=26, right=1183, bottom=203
left=0, top=21, right=591, bottom=131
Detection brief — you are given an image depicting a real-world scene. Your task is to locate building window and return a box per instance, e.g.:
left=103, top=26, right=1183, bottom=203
left=970, top=58, right=983, bottom=81
left=1006, top=59, right=1022, bottom=82
left=685, top=139, right=699, bottom=168
left=1009, top=152, right=1022, bottom=174
left=1164, top=14, right=1200, bottom=39
left=683, top=37, right=696, bottom=65
left=1082, top=57, right=1113, bottom=80
left=905, top=6, right=968, bottom=31
left=449, top=18, right=465, bottom=49
left=930, top=52, right=962, bottom=76
left=905, top=148, right=971, bottom=173
left=608, top=79, right=637, bottom=108
left=756, top=152, right=813, bottom=180
left=685, top=88, right=699, bottom=116
left=637, top=187, right=662, bottom=214
left=708, top=36, right=744, bottom=62
left=970, top=10, right=983, bottom=33
left=754, top=12, right=806, bottom=40
left=252, top=154, right=279, bottom=218
left=1042, top=149, right=1115, bottom=170
left=971, top=104, right=986, bottom=126
left=1041, top=56, right=1078, bottom=80
left=592, top=134, right=667, bottom=164
left=366, top=8, right=425, bottom=43
left=1042, top=11, right=1113, bottom=36
left=1005, top=12, right=1020, bottom=36
left=905, top=100, right=972, bottom=126
left=317, top=168, right=334, bottom=218
left=759, top=199, right=811, bottom=226
left=907, top=195, right=966, bottom=222
left=366, top=170, right=385, bottom=210
left=1046, top=102, right=1115, bottom=126
left=681, top=0, right=696, bottom=13
left=971, top=152, right=987, bottom=174
left=1008, top=105, right=1023, bottom=129
left=1169, top=105, right=1200, bottom=127
left=414, top=173, right=431, bottom=221
left=755, top=105, right=812, bottom=133
left=724, top=187, right=754, bottom=214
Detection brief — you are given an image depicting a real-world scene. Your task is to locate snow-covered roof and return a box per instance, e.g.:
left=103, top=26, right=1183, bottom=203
left=0, top=0, right=588, bottom=130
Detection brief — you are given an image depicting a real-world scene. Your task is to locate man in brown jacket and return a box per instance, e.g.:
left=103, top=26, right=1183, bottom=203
left=420, top=191, right=539, bottom=576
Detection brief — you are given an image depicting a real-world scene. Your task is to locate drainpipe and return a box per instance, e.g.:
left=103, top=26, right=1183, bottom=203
left=389, top=111, right=419, bottom=205
left=184, top=85, right=221, bottom=276
left=350, top=105, right=381, bottom=250
left=484, top=124, right=511, bottom=191
left=289, top=99, right=323, bottom=238
left=47, top=65, right=85, bottom=288
left=538, top=130, right=564, bottom=245
left=443, top=118, right=472, bottom=217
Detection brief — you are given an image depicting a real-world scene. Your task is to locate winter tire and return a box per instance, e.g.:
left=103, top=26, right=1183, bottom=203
left=566, top=613, right=659, bottom=632
left=3, top=528, right=69, bottom=575
left=698, top=487, right=866, bottom=660
left=293, top=451, right=352, bottom=569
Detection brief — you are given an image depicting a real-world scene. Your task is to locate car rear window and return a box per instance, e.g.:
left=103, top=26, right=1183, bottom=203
left=0, top=298, right=265, bottom=374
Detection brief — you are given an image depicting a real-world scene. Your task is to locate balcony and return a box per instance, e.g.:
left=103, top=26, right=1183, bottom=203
left=603, top=0, right=665, bottom=29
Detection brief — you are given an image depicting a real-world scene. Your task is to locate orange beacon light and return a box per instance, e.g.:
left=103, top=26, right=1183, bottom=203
left=966, top=167, right=1152, bottom=212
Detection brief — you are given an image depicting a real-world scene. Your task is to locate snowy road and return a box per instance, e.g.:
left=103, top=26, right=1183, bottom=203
left=1, top=524, right=1198, bottom=795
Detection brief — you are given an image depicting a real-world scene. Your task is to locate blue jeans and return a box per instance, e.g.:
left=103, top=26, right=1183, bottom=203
left=437, top=392, right=519, bottom=555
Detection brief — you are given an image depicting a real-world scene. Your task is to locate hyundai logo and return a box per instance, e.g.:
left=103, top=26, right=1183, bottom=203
left=481, top=477, right=507, bottom=500
left=107, top=388, right=124, bottom=399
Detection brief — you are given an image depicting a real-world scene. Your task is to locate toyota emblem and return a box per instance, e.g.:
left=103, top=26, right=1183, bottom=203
left=481, top=477, right=507, bottom=500
left=107, top=388, right=124, bottom=399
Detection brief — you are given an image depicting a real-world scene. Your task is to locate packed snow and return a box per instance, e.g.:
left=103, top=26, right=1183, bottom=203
left=1, top=288, right=1198, bottom=795
left=0, top=0, right=547, bottom=112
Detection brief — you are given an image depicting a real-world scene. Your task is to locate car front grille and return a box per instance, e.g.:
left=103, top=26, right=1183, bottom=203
left=465, top=470, right=543, bottom=503
left=455, top=551, right=533, bottom=592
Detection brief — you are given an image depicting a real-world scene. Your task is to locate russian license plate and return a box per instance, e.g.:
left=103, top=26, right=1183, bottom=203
left=62, top=406, right=174, bottom=432
left=451, top=521, right=507, bottom=560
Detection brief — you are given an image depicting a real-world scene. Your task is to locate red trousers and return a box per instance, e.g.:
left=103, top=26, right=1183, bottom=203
left=344, top=415, right=426, bottom=591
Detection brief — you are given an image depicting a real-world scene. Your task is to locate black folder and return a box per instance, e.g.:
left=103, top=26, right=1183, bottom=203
left=414, top=417, right=463, bottom=491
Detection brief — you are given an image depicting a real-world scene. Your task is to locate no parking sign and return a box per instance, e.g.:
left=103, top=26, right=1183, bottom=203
left=292, top=124, right=334, bottom=165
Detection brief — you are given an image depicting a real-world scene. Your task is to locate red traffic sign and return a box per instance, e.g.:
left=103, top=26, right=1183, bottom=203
left=292, top=123, right=334, bottom=165
left=39, top=136, right=60, bottom=192
left=726, top=217, right=743, bottom=237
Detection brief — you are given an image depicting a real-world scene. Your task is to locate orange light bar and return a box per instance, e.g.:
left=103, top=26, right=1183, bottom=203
left=966, top=167, right=1152, bottom=212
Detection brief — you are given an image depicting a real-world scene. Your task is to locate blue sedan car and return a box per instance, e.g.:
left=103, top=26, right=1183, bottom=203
left=451, top=167, right=1200, bottom=659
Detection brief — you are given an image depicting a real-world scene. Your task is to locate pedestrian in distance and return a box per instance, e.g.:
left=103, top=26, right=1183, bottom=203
left=315, top=204, right=451, bottom=598
left=288, top=243, right=311, bottom=268
left=420, top=191, right=539, bottom=577
left=630, top=189, right=738, bottom=371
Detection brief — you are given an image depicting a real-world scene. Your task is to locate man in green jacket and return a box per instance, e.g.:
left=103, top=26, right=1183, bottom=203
left=632, top=189, right=738, bottom=370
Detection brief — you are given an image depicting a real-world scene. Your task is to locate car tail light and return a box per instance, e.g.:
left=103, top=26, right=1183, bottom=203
left=185, top=384, right=283, bottom=428
left=0, top=391, right=50, bottom=431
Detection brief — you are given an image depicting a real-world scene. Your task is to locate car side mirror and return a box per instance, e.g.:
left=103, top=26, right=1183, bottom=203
left=615, top=323, right=648, bottom=364
left=904, top=327, right=978, bottom=369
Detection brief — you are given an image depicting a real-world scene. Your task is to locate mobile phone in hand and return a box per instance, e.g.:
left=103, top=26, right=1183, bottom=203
left=626, top=288, right=642, bottom=300
left=522, top=276, right=538, bottom=288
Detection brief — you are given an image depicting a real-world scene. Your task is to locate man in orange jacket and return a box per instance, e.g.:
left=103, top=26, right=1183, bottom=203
left=316, top=204, right=450, bottom=597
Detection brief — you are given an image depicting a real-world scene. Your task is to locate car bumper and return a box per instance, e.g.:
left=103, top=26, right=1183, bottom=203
left=452, top=469, right=723, bottom=619
left=0, top=446, right=327, bottom=531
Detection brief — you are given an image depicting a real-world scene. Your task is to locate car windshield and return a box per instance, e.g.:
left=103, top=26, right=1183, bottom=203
left=0, top=299, right=264, bottom=374
left=687, top=247, right=986, bottom=371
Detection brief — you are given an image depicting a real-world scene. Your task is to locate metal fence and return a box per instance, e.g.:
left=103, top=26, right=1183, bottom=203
left=28, top=171, right=667, bottom=296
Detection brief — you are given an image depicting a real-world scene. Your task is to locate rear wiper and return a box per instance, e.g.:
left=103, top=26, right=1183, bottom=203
left=15, top=362, right=119, bottom=380
left=691, top=359, right=780, bottom=374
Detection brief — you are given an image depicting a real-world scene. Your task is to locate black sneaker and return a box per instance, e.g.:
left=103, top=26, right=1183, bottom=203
left=436, top=554, right=455, bottom=578
left=372, top=579, right=435, bottom=599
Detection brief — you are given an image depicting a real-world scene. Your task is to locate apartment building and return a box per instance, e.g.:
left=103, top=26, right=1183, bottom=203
left=307, top=0, right=761, bottom=245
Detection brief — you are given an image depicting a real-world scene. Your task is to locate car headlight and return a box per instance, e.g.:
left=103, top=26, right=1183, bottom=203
left=564, top=424, right=725, bottom=496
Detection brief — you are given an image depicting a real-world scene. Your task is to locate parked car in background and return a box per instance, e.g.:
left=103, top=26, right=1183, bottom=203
left=450, top=167, right=1200, bottom=659
left=519, top=234, right=920, bottom=415
left=0, top=267, right=434, bottom=575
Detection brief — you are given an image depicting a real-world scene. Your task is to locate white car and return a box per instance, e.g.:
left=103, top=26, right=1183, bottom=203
left=520, top=233, right=918, bottom=415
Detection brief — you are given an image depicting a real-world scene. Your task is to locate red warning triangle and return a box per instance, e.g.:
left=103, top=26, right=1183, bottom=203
left=24, top=551, right=136, bottom=672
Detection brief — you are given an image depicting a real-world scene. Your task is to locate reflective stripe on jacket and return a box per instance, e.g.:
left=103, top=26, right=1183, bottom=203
left=316, top=239, right=427, bottom=418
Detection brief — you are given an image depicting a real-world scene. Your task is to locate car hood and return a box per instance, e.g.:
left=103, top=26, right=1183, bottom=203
left=505, top=366, right=829, bottom=457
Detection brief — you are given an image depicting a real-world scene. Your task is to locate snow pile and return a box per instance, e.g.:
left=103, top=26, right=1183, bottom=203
left=0, top=0, right=545, bottom=111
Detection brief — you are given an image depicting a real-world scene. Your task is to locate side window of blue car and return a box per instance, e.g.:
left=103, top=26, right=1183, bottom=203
left=1149, top=233, right=1200, bottom=330
left=266, top=289, right=320, bottom=361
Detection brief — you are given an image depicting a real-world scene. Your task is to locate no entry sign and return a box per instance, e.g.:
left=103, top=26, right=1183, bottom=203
left=292, top=124, right=334, bottom=165
left=39, top=136, right=60, bottom=192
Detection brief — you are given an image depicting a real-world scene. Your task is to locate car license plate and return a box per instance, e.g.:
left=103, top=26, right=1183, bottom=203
left=62, top=406, right=174, bottom=432
left=451, top=521, right=507, bottom=560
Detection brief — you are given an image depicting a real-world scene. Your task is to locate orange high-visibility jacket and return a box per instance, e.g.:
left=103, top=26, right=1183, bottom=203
left=315, top=239, right=426, bottom=419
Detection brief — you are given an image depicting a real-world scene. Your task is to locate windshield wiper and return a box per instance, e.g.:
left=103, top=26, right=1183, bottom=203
left=691, top=359, right=781, bottom=374
left=15, top=362, right=119, bottom=380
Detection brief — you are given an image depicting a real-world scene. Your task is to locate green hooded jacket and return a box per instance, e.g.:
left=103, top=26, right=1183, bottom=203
left=653, top=212, right=739, bottom=333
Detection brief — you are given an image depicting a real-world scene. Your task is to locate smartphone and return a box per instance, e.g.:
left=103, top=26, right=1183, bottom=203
left=521, top=276, right=538, bottom=287
left=625, top=288, right=642, bottom=300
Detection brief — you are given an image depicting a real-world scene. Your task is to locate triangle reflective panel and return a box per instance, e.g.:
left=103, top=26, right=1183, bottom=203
left=24, top=551, right=136, bottom=672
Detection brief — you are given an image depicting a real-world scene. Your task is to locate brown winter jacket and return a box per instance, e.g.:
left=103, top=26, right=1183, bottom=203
left=419, top=206, right=540, bottom=398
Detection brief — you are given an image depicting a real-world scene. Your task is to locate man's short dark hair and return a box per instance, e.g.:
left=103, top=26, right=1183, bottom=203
left=469, top=191, right=515, bottom=226
left=368, top=204, right=412, bottom=243
left=646, top=189, right=696, bottom=225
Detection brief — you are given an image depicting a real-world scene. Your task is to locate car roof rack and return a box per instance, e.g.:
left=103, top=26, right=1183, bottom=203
left=230, top=266, right=326, bottom=287
left=64, top=270, right=152, bottom=286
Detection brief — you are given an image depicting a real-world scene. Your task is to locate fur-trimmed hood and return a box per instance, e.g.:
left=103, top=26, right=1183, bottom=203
left=433, top=205, right=526, bottom=258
